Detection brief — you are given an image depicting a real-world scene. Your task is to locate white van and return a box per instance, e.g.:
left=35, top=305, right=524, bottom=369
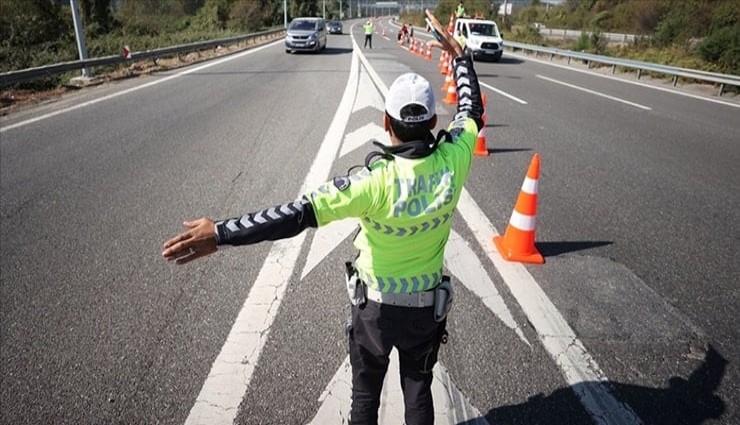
left=453, top=18, right=504, bottom=62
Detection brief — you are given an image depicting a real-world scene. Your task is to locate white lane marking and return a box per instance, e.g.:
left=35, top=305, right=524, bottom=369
left=456, top=188, right=642, bottom=425
left=0, top=40, right=284, bottom=133
left=301, top=219, right=358, bottom=279
left=507, top=51, right=740, bottom=109
left=536, top=74, right=652, bottom=110
left=184, top=46, right=360, bottom=425
left=310, top=352, right=486, bottom=425
left=480, top=81, right=528, bottom=104
left=446, top=230, right=530, bottom=346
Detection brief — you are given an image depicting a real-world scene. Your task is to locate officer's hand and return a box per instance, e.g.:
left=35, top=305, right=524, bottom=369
left=162, top=217, right=218, bottom=265
left=424, top=9, right=464, bottom=58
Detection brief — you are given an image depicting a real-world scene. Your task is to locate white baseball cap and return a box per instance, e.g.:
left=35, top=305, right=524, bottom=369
left=385, top=73, right=436, bottom=123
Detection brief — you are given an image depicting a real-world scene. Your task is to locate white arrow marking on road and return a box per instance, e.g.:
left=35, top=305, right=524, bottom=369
left=339, top=122, right=389, bottom=158
left=352, top=64, right=385, bottom=114
left=310, top=351, right=486, bottom=425
left=446, top=230, right=530, bottom=346
left=301, top=219, right=359, bottom=279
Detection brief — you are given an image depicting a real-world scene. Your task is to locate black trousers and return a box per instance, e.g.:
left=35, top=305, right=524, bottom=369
left=348, top=300, right=444, bottom=425
left=364, top=34, right=372, bottom=48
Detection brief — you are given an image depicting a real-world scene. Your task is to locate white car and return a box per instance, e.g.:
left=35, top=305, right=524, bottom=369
left=453, top=18, right=504, bottom=62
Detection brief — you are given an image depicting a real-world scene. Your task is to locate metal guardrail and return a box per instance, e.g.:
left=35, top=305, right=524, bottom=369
left=0, top=28, right=285, bottom=87
left=540, top=28, right=640, bottom=43
left=504, top=40, right=740, bottom=96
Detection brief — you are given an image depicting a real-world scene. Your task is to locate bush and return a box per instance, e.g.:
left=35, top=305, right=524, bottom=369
left=696, top=24, right=739, bottom=75
left=571, top=31, right=605, bottom=54
left=509, top=25, right=544, bottom=45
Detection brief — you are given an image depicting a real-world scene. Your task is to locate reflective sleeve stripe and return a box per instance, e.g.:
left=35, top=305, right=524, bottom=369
left=521, top=177, right=538, bottom=195
left=509, top=210, right=536, bottom=232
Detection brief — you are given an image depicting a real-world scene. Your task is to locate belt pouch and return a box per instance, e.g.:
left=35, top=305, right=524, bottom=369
left=345, top=262, right=365, bottom=306
left=434, top=275, right=454, bottom=322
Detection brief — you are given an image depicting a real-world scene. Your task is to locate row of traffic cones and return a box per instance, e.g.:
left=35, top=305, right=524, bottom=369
left=402, top=36, right=433, bottom=61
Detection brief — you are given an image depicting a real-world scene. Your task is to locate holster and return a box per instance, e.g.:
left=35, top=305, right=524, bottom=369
left=433, top=275, right=454, bottom=322
left=345, top=262, right=366, bottom=307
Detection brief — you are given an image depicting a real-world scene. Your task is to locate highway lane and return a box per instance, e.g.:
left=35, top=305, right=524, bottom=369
left=1, top=40, right=354, bottom=424
left=1, top=19, right=737, bottom=424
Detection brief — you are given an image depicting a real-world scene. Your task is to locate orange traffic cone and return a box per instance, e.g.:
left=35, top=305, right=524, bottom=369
left=493, top=154, right=544, bottom=264
left=443, top=83, right=457, bottom=104
left=474, top=128, right=489, bottom=156
left=448, top=14, right=455, bottom=34
left=440, top=53, right=449, bottom=74
left=425, top=44, right=432, bottom=60
left=442, top=71, right=453, bottom=92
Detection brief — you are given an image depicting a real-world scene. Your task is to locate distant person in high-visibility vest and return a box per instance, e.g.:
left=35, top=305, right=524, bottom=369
left=363, top=20, right=374, bottom=49
left=456, top=1, right=466, bottom=18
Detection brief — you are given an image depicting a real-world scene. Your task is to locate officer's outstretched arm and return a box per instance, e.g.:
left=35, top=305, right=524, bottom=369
left=451, top=55, right=484, bottom=132
left=215, top=196, right=318, bottom=246
left=424, top=9, right=483, bottom=132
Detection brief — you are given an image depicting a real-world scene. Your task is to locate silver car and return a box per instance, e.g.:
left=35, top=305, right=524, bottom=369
left=285, top=18, right=327, bottom=53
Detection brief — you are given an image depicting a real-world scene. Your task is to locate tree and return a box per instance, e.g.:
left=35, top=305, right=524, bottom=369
left=80, top=0, right=115, bottom=35
left=291, top=0, right=319, bottom=19
left=0, top=0, right=70, bottom=46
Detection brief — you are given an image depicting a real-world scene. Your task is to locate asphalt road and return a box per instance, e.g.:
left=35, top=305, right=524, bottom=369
left=1, top=19, right=738, bottom=425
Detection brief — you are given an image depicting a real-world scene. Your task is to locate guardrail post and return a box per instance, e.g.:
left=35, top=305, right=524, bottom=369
left=719, top=83, right=725, bottom=96
left=611, top=64, right=616, bottom=74
left=672, top=75, right=678, bottom=86
left=550, top=53, right=554, bottom=61
left=567, top=56, right=571, bottom=65
left=637, top=69, right=642, bottom=80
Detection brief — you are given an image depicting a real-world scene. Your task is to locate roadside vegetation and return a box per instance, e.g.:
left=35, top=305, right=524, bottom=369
left=1, top=0, right=737, bottom=93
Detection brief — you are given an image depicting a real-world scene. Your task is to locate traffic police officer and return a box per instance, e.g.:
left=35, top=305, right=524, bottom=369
left=363, top=20, right=374, bottom=49
left=162, top=10, right=483, bottom=425
left=456, top=1, right=466, bottom=18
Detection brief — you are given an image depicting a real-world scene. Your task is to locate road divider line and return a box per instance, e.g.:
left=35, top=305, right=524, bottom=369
left=536, top=74, right=652, bottom=110
left=1, top=40, right=284, bottom=133
left=184, top=45, right=359, bottom=425
left=507, top=51, right=740, bottom=109
left=480, top=81, right=528, bottom=104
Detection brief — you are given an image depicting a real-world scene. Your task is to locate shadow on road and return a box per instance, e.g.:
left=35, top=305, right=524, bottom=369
left=486, top=147, right=532, bottom=155
left=476, top=56, right=524, bottom=65
left=536, top=241, right=612, bottom=257
left=458, top=346, right=727, bottom=425
left=289, top=47, right=353, bottom=55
